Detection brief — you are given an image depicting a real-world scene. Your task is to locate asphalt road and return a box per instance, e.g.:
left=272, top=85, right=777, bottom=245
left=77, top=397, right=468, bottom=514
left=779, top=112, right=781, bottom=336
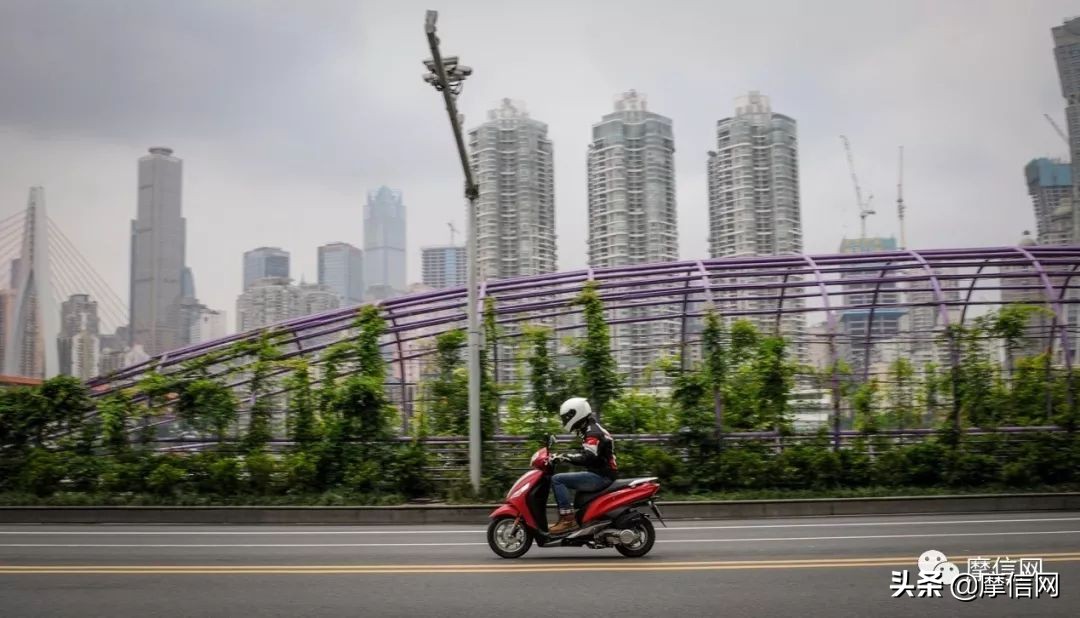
left=0, top=511, right=1078, bottom=617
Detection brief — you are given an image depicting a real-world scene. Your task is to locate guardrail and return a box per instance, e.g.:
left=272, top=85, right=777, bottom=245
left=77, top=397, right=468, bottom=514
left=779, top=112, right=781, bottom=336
left=2, top=493, right=1077, bottom=525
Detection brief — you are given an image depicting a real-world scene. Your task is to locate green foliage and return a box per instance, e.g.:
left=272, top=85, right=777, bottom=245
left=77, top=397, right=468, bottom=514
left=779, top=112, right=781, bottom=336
left=282, top=452, right=320, bottom=493
left=98, top=394, right=132, bottom=456
left=285, top=361, right=321, bottom=447
left=147, top=460, right=185, bottom=496
left=852, top=381, right=879, bottom=434
left=245, top=453, right=277, bottom=494
left=19, top=450, right=65, bottom=496
left=177, top=378, right=238, bottom=442
left=388, top=442, right=436, bottom=499
left=604, top=391, right=676, bottom=434
left=754, top=337, right=793, bottom=433
left=428, top=329, right=468, bottom=436
left=333, top=375, right=391, bottom=441
left=354, top=305, right=387, bottom=379
left=208, top=457, right=242, bottom=495
left=952, top=319, right=1009, bottom=428
left=244, top=333, right=282, bottom=453
left=574, top=281, right=621, bottom=419
left=884, top=358, right=916, bottom=430
left=519, top=326, right=571, bottom=440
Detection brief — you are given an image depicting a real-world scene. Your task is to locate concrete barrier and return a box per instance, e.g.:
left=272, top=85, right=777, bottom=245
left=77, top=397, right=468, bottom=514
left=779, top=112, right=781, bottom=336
left=1, top=492, right=1078, bottom=525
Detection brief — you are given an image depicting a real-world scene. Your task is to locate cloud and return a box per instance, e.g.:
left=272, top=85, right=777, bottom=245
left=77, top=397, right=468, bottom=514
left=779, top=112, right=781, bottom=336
left=0, top=0, right=1076, bottom=331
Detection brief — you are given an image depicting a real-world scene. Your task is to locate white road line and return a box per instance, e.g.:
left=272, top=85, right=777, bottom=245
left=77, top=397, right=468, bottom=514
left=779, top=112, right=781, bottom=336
left=1, top=529, right=1077, bottom=548
left=1, top=516, right=1077, bottom=535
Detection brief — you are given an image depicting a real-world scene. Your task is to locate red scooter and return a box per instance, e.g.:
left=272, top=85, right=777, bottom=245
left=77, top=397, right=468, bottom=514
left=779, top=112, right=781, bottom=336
left=487, top=436, right=665, bottom=559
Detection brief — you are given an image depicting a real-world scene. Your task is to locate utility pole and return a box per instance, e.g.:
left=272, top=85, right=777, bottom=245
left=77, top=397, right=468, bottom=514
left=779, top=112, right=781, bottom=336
left=897, top=146, right=907, bottom=250
left=423, top=10, right=482, bottom=494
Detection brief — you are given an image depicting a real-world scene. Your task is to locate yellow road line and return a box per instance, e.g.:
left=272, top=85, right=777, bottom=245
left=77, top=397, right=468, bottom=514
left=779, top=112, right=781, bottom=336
left=3, top=553, right=1080, bottom=575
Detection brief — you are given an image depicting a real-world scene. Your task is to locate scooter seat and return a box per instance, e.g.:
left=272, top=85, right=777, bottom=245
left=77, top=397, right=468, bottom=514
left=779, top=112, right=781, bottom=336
left=573, top=478, right=635, bottom=509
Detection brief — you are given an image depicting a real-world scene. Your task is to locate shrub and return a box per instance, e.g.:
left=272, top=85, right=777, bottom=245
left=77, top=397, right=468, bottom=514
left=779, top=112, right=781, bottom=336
left=65, top=455, right=104, bottom=492
left=283, top=452, right=320, bottom=494
left=245, top=453, right=278, bottom=494
left=345, top=459, right=382, bottom=494
left=389, top=442, right=435, bottom=499
left=837, top=448, right=871, bottom=487
left=19, top=450, right=65, bottom=497
left=100, top=460, right=145, bottom=493
left=147, top=462, right=185, bottom=496
left=944, top=451, right=998, bottom=487
left=708, top=447, right=771, bottom=490
left=899, top=442, right=947, bottom=487
left=209, top=457, right=242, bottom=495
left=1001, top=461, right=1036, bottom=487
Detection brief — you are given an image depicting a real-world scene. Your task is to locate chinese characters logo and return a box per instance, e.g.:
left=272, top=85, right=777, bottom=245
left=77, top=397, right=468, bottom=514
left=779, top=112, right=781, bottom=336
left=891, top=550, right=1059, bottom=601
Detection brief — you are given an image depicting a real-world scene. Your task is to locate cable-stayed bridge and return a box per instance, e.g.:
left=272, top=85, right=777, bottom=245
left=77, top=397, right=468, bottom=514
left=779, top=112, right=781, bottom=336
left=0, top=187, right=127, bottom=379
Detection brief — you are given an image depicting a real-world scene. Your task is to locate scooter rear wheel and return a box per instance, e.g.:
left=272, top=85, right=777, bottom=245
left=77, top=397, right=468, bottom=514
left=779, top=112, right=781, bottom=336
left=615, top=517, right=656, bottom=558
left=487, top=516, right=533, bottom=559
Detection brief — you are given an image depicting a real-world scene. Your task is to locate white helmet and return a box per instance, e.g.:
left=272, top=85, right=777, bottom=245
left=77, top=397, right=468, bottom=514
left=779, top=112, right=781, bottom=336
left=559, top=397, right=592, bottom=433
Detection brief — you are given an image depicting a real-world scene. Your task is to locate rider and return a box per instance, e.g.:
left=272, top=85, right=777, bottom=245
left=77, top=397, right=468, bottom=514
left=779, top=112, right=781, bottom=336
left=548, top=397, right=617, bottom=535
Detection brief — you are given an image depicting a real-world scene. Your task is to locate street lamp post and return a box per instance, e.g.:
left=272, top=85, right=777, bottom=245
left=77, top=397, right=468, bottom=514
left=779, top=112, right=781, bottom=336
left=423, top=10, right=482, bottom=494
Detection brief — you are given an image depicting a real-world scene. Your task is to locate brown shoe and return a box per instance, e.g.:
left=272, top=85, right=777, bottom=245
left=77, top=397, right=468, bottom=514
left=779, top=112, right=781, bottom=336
left=548, top=513, right=578, bottom=535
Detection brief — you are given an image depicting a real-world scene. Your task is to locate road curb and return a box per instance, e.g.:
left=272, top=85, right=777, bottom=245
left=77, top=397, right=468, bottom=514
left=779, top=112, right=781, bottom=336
left=1, top=492, right=1078, bottom=525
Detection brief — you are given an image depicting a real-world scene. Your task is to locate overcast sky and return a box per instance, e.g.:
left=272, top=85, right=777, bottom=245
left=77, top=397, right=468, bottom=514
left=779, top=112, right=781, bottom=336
left=0, top=0, right=1076, bottom=333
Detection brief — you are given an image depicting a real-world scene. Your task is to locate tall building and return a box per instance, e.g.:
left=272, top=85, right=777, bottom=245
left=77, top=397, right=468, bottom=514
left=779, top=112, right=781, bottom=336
left=58, top=294, right=100, bottom=379
left=364, top=187, right=406, bottom=300
left=707, top=92, right=801, bottom=258
left=1053, top=17, right=1080, bottom=201
left=588, top=90, right=677, bottom=267
left=188, top=308, right=227, bottom=344
left=469, top=99, right=557, bottom=280
left=706, top=92, right=803, bottom=355
left=129, top=147, right=188, bottom=356
left=299, top=282, right=341, bottom=315
left=837, top=237, right=906, bottom=372
left=318, top=242, right=364, bottom=305
left=421, top=245, right=466, bottom=289
left=235, top=277, right=302, bottom=332
left=243, top=247, right=290, bottom=291
left=587, top=91, right=679, bottom=378
left=98, top=327, right=129, bottom=377
left=1026, top=158, right=1073, bottom=243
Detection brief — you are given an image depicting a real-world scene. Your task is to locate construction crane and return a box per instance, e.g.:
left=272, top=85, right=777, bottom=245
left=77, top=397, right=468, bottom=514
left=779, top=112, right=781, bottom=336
left=448, top=221, right=459, bottom=245
left=840, top=135, right=875, bottom=240
left=1045, top=113, right=1069, bottom=145
left=897, top=146, right=907, bottom=250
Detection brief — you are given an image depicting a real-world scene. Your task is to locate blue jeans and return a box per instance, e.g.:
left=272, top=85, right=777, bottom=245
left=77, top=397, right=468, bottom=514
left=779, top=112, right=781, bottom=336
left=551, top=471, right=610, bottom=512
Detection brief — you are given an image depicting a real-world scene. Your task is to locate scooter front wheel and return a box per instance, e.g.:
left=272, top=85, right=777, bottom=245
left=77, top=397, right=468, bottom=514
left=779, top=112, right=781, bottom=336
left=487, top=516, right=533, bottom=559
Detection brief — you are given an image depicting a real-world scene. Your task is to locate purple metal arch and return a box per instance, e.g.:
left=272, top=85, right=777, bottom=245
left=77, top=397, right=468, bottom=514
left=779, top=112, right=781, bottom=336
left=800, top=253, right=843, bottom=449
left=87, top=247, right=1080, bottom=422
left=1046, top=264, right=1080, bottom=363
left=906, top=249, right=953, bottom=331
left=1014, top=245, right=1073, bottom=367
left=859, top=262, right=894, bottom=383
left=958, top=260, right=992, bottom=326
left=677, top=261, right=719, bottom=371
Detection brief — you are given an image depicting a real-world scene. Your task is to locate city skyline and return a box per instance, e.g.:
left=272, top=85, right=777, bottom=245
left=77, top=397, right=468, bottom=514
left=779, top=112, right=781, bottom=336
left=0, top=2, right=1077, bottom=329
